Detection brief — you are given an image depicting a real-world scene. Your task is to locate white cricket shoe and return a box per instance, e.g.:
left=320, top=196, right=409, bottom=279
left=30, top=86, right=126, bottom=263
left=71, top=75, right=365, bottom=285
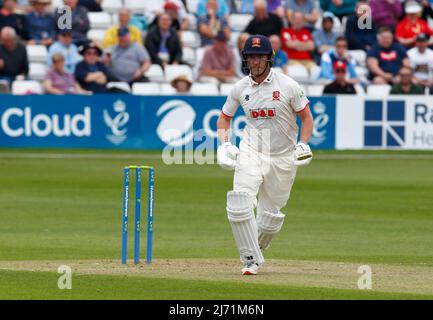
left=241, top=261, right=260, bottom=275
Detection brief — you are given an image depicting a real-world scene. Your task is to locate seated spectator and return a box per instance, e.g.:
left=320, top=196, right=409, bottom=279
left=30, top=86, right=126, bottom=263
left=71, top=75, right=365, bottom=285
left=198, top=31, right=238, bottom=84
left=319, top=36, right=358, bottom=84
left=196, top=0, right=229, bottom=18
left=407, top=33, right=433, bottom=88
left=54, top=0, right=90, bottom=46
left=241, top=0, right=285, bottom=19
left=285, top=0, right=320, bottom=31
left=171, top=74, right=192, bottom=93
left=0, top=0, right=29, bottom=40
left=145, top=13, right=183, bottom=68
left=103, top=9, right=143, bottom=49
left=323, top=61, right=357, bottom=94
left=233, top=32, right=250, bottom=78
left=75, top=42, right=113, bottom=93
left=148, top=1, right=189, bottom=32
left=244, top=0, right=283, bottom=38
left=312, top=11, right=341, bottom=56
left=345, top=0, right=377, bottom=51
left=269, top=34, right=288, bottom=72
left=26, top=0, right=56, bottom=47
left=104, top=27, right=151, bottom=85
left=44, top=52, right=89, bottom=94
left=78, top=0, right=102, bottom=12
left=197, top=0, right=230, bottom=47
left=319, top=0, right=357, bottom=21
left=281, top=11, right=316, bottom=72
left=390, top=66, right=424, bottom=94
left=0, top=26, right=28, bottom=84
left=48, top=29, right=82, bottom=74
left=370, top=0, right=402, bottom=31
left=396, top=1, right=433, bottom=48
left=367, top=27, right=410, bottom=84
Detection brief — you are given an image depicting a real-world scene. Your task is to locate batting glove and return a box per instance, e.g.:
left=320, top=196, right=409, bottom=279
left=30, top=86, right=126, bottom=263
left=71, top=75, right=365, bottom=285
left=217, top=142, right=240, bottom=170
left=293, top=142, right=313, bottom=166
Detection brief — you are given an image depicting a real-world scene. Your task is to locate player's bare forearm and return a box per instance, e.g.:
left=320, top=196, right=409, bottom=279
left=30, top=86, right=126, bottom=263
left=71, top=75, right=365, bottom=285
left=217, top=113, right=232, bottom=143
left=297, top=105, right=313, bottom=144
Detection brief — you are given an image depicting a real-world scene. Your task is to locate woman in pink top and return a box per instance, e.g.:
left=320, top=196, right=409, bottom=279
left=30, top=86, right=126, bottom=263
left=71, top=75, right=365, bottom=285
left=43, top=52, right=89, bottom=94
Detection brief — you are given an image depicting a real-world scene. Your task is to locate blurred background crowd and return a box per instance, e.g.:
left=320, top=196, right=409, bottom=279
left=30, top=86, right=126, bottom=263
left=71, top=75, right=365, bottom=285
left=1, top=0, right=433, bottom=96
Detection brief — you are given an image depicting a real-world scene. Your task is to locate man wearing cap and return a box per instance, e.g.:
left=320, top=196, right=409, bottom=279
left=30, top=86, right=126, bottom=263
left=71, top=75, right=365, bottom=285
left=396, top=0, right=433, bottom=48
left=198, top=31, right=238, bottom=84
left=103, top=9, right=143, bottom=49
left=319, top=36, right=358, bottom=84
left=104, top=27, right=151, bottom=84
left=216, top=34, right=313, bottom=275
left=75, top=42, right=114, bottom=93
left=47, top=29, right=82, bottom=73
left=407, top=33, right=433, bottom=88
left=26, top=0, right=55, bottom=46
left=312, top=11, right=341, bottom=56
left=323, top=60, right=356, bottom=94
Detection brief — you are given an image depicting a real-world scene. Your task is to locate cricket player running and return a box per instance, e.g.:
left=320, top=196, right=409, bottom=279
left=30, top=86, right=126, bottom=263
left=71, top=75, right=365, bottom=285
left=216, top=35, right=313, bottom=275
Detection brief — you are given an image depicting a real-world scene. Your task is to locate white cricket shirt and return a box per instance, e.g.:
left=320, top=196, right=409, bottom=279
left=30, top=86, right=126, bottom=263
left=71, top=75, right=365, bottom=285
left=407, top=47, right=433, bottom=81
left=222, top=68, right=309, bottom=155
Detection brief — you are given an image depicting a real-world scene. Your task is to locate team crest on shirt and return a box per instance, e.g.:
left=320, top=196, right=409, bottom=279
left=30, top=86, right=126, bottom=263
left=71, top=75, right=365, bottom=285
left=272, top=91, right=280, bottom=101
left=252, top=37, right=261, bottom=48
left=250, top=108, right=276, bottom=119
left=245, top=94, right=250, bottom=101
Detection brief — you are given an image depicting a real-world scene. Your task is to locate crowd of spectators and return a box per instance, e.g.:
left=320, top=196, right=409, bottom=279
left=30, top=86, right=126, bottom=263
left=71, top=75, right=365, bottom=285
left=0, top=0, right=433, bottom=95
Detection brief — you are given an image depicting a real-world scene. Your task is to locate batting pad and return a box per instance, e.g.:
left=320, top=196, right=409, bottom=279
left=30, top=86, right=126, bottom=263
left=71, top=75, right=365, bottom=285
left=257, top=210, right=285, bottom=250
left=227, top=191, right=264, bottom=265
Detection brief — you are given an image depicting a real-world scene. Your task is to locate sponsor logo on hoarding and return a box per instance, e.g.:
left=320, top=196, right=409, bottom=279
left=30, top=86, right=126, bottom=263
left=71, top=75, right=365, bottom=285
left=310, top=102, right=329, bottom=146
left=364, top=100, right=405, bottom=147
left=103, top=100, right=129, bottom=145
left=0, top=107, right=91, bottom=137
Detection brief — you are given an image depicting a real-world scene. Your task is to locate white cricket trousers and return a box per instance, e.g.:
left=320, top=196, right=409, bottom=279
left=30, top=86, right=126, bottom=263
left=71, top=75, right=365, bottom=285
left=233, top=140, right=298, bottom=213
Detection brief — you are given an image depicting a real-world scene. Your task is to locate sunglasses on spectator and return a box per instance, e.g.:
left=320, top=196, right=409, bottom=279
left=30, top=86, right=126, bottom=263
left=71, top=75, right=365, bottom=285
left=335, top=69, right=346, bottom=73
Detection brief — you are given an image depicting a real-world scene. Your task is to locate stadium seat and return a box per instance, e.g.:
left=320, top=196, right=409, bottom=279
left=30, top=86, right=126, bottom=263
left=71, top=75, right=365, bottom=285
left=125, top=0, right=147, bottom=14
left=309, top=65, right=321, bottom=81
left=229, top=31, right=241, bottom=48
left=182, top=47, right=196, bottom=66
left=286, top=64, right=309, bottom=82
left=193, top=47, right=205, bottom=78
left=229, top=14, right=253, bottom=32
left=88, top=12, right=112, bottom=29
left=349, top=50, right=367, bottom=66
left=190, top=83, right=219, bottom=96
left=101, top=0, right=123, bottom=14
left=220, top=83, right=234, bottom=96
left=366, top=84, right=391, bottom=96
left=26, top=45, right=48, bottom=63
left=29, top=63, right=47, bottom=81
left=181, top=30, right=200, bottom=48
left=187, top=13, right=197, bottom=31
left=165, top=64, right=194, bottom=82
left=186, top=0, right=198, bottom=13
left=307, top=84, right=324, bottom=96
left=11, top=80, right=43, bottom=94
left=132, top=83, right=161, bottom=95
left=160, top=83, right=177, bottom=95
left=107, top=82, right=131, bottom=93
left=145, top=64, right=165, bottom=82
left=354, top=84, right=365, bottom=95
left=87, top=29, right=106, bottom=43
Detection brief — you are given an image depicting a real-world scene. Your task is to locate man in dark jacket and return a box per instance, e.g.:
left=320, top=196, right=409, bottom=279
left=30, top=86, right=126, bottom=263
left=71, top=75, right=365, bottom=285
left=345, top=0, right=377, bottom=51
left=0, top=26, right=29, bottom=84
left=144, top=13, right=183, bottom=68
left=323, top=61, right=357, bottom=94
left=75, top=42, right=114, bottom=93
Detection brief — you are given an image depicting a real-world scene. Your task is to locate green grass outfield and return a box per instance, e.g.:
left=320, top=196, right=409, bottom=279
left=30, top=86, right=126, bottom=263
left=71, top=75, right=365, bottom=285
left=0, top=149, right=432, bottom=300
